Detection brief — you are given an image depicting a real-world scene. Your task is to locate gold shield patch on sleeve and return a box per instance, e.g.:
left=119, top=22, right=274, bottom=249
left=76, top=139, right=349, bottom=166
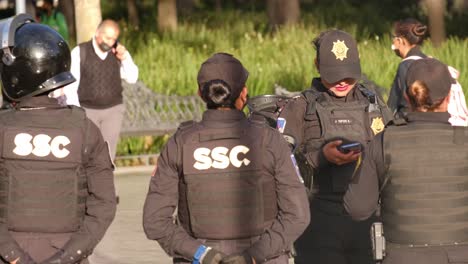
left=371, top=117, right=385, bottom=135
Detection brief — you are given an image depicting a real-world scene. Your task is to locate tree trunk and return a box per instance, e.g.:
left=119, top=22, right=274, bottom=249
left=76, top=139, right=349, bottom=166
left=424, top=0, right=446, bottom=47
left=74, top=0, right=102, bottom=44
left=158, top=0, right=177, bottom=32
left=267, top=0, right=300, bottom=29
left=59, top=0, right=76, bottom=45
left=127, top=0, right=139, bottom=29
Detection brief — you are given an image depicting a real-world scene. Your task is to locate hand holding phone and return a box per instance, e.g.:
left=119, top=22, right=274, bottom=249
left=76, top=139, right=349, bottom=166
left=337, top=142, right=363, bottom=154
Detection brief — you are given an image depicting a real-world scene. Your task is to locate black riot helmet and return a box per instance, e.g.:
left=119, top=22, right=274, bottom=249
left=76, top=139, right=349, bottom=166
left=0, top=14, right=75, bottom=101
left=247, top=94, right=289, bottom=128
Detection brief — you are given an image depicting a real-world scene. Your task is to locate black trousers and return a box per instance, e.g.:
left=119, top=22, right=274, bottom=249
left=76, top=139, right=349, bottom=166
left=294, top=199, right=376, bottom=264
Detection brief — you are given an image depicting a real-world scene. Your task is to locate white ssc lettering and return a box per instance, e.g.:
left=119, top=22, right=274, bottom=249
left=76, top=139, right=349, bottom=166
left=13, top=133, right=71, bottom=158
left=193, top=145, right=250, bottom=170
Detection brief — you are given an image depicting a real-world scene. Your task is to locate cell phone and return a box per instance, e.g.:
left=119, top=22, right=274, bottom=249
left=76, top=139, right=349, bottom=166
left=337, top=142, right=362, bottom=154
left=112, top=39, right=119, bottom=49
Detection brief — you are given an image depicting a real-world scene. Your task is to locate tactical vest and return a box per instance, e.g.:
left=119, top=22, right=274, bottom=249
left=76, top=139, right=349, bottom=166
left=78, top=41, right=123, bottom=109
left=382, top=123, right=468, bottom=245
left=302, top=84, right=390, bottom=195
left=177, top=120, right=277, bottom=240
left=0, top=107, right=88, bottom=233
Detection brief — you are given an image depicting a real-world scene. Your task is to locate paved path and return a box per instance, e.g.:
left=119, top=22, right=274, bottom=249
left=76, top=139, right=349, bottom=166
left=89, top=166, right=294, bottom=264
left=89, top=166, right=172, bottom=264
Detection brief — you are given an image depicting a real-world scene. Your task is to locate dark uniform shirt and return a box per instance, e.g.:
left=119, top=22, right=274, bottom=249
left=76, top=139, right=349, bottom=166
left=387, top=46, right=428, bottom=114
left=143, top=109, right=310, bottom=262
left=343, top=112, right=450, bottom=220
left=0, top=96, right=116, bottom=263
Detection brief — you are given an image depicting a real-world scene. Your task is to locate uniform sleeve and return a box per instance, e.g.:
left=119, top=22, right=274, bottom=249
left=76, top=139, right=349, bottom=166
left=42, top=120, right=117, bottom=263
left=0, top=227, right=36, bottom=264
left=142, top=135, right=202, bottom=260
left=246, top=130, right=310, bottom=262
left=343, top=132, right=386, bottom=220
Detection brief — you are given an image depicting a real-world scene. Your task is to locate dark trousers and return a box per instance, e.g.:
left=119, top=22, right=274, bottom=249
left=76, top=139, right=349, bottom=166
left=383, top=244, right=468, bottom=264
left=294, top=199, right=376, bottom=264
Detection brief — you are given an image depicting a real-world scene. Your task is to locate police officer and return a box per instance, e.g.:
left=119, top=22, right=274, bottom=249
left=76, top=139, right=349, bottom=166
left=0, top=14, right=116, bottom=264
left=143, top=53, right=310, bottom=264
left=344, top=58, right=468, bottom=264
left=278, top=30, right=392, bottom=264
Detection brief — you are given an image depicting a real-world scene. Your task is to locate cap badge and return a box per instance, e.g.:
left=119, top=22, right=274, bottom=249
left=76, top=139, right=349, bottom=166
left=370, top=117, right=385, bottom=135
left=331, top=40, right=349, bottom=61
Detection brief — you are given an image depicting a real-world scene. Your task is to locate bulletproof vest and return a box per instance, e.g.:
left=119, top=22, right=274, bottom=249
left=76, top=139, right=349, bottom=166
left=0, top=107, right=88, bottom=233
left=78, top=41, right=123, bottom=109
left=381, top=123, right=468, bottom=246
left=178, top=120, right=277, bottom=240
left=302, top=84, right=389, bottom=196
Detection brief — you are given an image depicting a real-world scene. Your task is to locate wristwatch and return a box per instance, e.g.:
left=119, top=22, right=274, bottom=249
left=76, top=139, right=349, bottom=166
left=192, top=245, right=208, bottom=264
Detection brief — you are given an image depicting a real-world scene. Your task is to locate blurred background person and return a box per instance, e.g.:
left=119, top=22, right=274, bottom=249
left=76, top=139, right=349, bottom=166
left=344, top=58, right=468, bottom=264
left=55, top=19, right=139, bottom=161
left=35, top=0, right=69, bottom=42
left=387, top=18, right=428, bottom=117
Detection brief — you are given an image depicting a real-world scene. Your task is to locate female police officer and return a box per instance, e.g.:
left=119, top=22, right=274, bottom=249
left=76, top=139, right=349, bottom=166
left=344, top=58, right=468, bottom=263
left=0, top=14, right=116, bottom=264
left=142, top=53, right=309, bottom=264
left=278, top=30, right=392, bottom=264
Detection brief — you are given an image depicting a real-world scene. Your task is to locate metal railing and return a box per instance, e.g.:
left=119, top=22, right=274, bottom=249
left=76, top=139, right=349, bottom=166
left=121, top=81, right=205, bottom=137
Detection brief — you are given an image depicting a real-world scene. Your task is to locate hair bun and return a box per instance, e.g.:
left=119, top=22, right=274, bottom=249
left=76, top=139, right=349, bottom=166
left=412, top=24, right=427, bottom=36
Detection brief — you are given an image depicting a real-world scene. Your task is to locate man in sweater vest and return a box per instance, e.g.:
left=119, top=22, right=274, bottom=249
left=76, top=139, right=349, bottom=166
left=55, top=19, right=139, bottom=160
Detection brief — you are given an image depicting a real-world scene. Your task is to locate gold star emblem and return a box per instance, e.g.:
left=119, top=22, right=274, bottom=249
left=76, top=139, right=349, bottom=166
left=331, top=40, right=349, bottom=61
left=370, top=117, right=385, bottom=135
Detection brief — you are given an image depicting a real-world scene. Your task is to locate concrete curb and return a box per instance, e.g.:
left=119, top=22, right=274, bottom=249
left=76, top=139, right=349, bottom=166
left=114, top=165, right=155, bottom=176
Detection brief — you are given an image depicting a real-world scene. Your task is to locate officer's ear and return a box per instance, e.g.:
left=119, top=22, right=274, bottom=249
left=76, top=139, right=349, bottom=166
left=314, top=58, right=319, bottom=72
left=235, top=86, right=248, bottom=110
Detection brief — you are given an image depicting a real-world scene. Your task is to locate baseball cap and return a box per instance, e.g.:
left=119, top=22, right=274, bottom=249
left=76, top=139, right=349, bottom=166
left=197, top=53, right=249, bottom=100
left=315, top=30, right=361, bottom=84
left=406, top=58, right=453, bottom=101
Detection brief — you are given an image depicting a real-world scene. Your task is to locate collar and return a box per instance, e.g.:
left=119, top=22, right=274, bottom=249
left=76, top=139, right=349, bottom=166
left=311, top=78, right=360, bottom=102
left=92, top=37, right=109, bottom=60
left=406, top=46, right=427, bottom=59
left=16, top=95, right=62, bottom=109
left=201, top=109, right=246, bottom=125
left=405, top=112, right=450, bottom=124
